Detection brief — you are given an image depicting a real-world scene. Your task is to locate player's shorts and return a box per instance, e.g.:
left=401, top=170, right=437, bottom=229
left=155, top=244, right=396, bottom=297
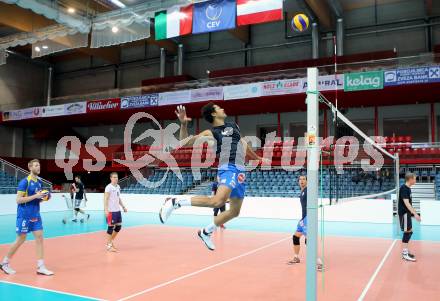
left=399, top=213, right=412, bottom=232
left=217, top=164, right=246, bottom=199
left=74, top=198, right=83, bottom=208
left=107, top=211, right=122, bottom=226
left=296, top=216, right=307, bottom=236
left=16, top=215, right=43, bottom=234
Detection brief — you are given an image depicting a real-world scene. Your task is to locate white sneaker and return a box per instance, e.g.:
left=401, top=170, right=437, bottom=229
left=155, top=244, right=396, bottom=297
left=198, top=230, right=215, bottom=251
left=37, top=266, right=54, bottom=276
left=159, top=197, right=177, bottom=224
left=402, top=253, right=416, bottom=262
left=1, top=263, right=16, bottom=275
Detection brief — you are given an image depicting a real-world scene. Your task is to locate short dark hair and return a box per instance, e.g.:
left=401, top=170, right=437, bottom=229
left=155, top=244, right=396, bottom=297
left=110, top=172, right=118, bottom=178
left=75, top=175, right=81, bottom=180
left=201, top=102, right=216, bottom=123
left=299, top=175, right=307, bottom=180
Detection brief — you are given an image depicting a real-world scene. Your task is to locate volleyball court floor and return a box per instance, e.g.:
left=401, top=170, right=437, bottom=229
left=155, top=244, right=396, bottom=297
left=0, top=211, right=439, bottom=301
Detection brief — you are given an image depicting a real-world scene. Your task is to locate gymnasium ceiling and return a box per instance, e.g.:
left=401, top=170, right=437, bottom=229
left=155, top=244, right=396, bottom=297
left=0, top=0, right=437, bottom=65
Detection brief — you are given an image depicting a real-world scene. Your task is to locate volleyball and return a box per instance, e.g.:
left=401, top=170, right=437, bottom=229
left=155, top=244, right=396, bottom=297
left=291, top=13, right=310, bottom=32
left=41, top=189, right=51, bottom=202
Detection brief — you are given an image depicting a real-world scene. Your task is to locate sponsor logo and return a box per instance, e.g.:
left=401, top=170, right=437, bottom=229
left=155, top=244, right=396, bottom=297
left=237, top=173, right=245, bottom=184
left=384, top=71, right=397, bottom=83
left=87, top=99, right=120, bottom=112
left=206, top=3, right=222, bottom=21
left=344, top=71, right=384, bottom=91
left=221, top=127, right=233, bottom=136
left=65, top=103, right=86, bottom=114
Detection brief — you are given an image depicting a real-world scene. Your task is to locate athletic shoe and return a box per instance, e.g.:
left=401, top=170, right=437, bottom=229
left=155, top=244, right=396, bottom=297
left=71, top=219, right=77, bottom=223
left=159, top=197, right=177, bottom=224
left=408, top=252, right=416, bottom=259
left=402, top=253, right=416, bottom=262
left=106, top=244, right=117, bottom=252
left=80, top=218, right=84, bottom=223
left=37, top=266, right=54, bottom=276
left=317, top=263, right=325, bottom=272
left=1, top=263, right=16, bottom=275
left=287, top=257, right=300, bottom=265
left=87, top=214, right=90, bottom=221
left=198, top=230, right=215, bottom=251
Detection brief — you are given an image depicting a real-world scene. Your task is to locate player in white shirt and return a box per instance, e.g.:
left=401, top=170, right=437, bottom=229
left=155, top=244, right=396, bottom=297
left=104, top=172, right=127, bottom=252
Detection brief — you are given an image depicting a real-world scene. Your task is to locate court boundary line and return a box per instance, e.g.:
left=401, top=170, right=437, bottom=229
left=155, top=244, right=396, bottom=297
left=357, top=238, right=397, bottom=301
left=116, top=236, right=290, bottom=301
left=0, top=280, right=106, bottom=301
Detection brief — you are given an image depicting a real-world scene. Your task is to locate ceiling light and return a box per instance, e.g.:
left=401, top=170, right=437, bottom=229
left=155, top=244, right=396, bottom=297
left=67, top=7, right=75, bottom=14
left=42, top=45, right=49, bottom=49
left=112, top=26, right=119, bottom=33
left=110, top=0, right=126, bottom=8
left=34, top=46, right=41, bottom=52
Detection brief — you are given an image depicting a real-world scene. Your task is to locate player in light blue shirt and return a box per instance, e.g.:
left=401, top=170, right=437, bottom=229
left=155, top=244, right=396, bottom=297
left=0, top=159, right=54, bottom=276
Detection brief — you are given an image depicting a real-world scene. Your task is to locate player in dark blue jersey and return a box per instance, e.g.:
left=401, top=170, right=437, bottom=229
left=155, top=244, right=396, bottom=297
left=160, top=103, right=265, bottom=250
left=287, top=175, right=323, bottom=271
left=0, top=159, right=54, bottom=276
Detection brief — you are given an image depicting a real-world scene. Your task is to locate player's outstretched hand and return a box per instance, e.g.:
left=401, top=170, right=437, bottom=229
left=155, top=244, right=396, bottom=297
left=175, top=105, right=192, bottom=125
left=123, top=206, right=128, bottom=213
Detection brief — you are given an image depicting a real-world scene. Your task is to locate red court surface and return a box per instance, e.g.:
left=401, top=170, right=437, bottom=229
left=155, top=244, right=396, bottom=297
left=0, top=225, right=439, bottom=301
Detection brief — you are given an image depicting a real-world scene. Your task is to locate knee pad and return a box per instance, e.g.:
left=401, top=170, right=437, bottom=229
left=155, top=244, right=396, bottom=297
left=114, top=225, right=121, bottom=232
left=402, top=231, right=413, bottom=243
left=75, top=208, right=80, bottom=212
left=293, top=235, right=300, bottom=246
left=107, top=226, right=114, bottom=235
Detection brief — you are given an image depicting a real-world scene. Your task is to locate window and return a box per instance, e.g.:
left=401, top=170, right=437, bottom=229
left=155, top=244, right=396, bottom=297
left=383, top=118, right=429, bottom=143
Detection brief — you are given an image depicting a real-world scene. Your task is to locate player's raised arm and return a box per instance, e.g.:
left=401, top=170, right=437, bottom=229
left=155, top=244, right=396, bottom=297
left=175, top=105, right=213, bottom=147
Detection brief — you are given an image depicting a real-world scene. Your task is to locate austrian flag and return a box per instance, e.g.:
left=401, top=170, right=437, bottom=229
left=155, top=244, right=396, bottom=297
left=237, top=0, right=283, bottom=26
left=155, top=5, right=193, bottom=40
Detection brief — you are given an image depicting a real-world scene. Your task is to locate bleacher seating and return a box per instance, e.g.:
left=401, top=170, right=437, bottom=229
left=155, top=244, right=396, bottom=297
left=0, top=171, right=18, bottom=194
left=121, top=168, right=396, bottom=198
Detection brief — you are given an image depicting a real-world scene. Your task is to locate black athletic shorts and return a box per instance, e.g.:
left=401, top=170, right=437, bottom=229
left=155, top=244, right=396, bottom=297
left=399, top=213, right=412, bottom=232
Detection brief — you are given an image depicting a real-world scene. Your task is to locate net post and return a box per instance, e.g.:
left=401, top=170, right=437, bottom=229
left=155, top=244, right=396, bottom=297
left=306, top=67, right=319, bottom=301
left=395, top=153, right=400, bottom=203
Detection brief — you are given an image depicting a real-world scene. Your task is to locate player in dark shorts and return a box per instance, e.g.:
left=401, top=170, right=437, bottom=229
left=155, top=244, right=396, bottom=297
left=212, top=182, right=226, bottom=229
left=159, top=103, right=266, bottom=251
left=398, top=172, right=421, bottom=262
left=70, top=182, right=76, bottom=204
left=72, top=175, right=90, bottom=222
left=287, top=175, right=323, bottom=271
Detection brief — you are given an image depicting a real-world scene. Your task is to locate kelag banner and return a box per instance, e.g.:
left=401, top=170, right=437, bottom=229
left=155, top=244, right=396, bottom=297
left=344, top=71, right=384, bottom=91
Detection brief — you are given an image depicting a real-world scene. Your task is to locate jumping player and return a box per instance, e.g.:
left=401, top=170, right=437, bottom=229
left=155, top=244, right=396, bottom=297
left=104, top=172, right=127, bottom=252
left=399, top=172, right=421, bottom=262
left=0, top=159, right=54, bottom=276
left=159, top=103, right=264, bottom=250
left=287, top=175, right=323, bottom=271
left=72, top=175, right=90, bottom=222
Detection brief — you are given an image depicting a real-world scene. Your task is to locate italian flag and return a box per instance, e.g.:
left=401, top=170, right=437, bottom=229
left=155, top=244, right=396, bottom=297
left=155, top=5, right=193, bottom=40
left=237, top=0, right=283, bottom=26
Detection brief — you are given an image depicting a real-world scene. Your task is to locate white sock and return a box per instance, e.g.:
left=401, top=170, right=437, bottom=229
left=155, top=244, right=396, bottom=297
left=177, top=199, right=191, bottom=207
left=203, top=223, right=216, bottom=235
left=402, top=248, right=408, bottom=254
left=37, top=259, right=44, bottom=268
left=2, top=256, right=9, bottom=264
